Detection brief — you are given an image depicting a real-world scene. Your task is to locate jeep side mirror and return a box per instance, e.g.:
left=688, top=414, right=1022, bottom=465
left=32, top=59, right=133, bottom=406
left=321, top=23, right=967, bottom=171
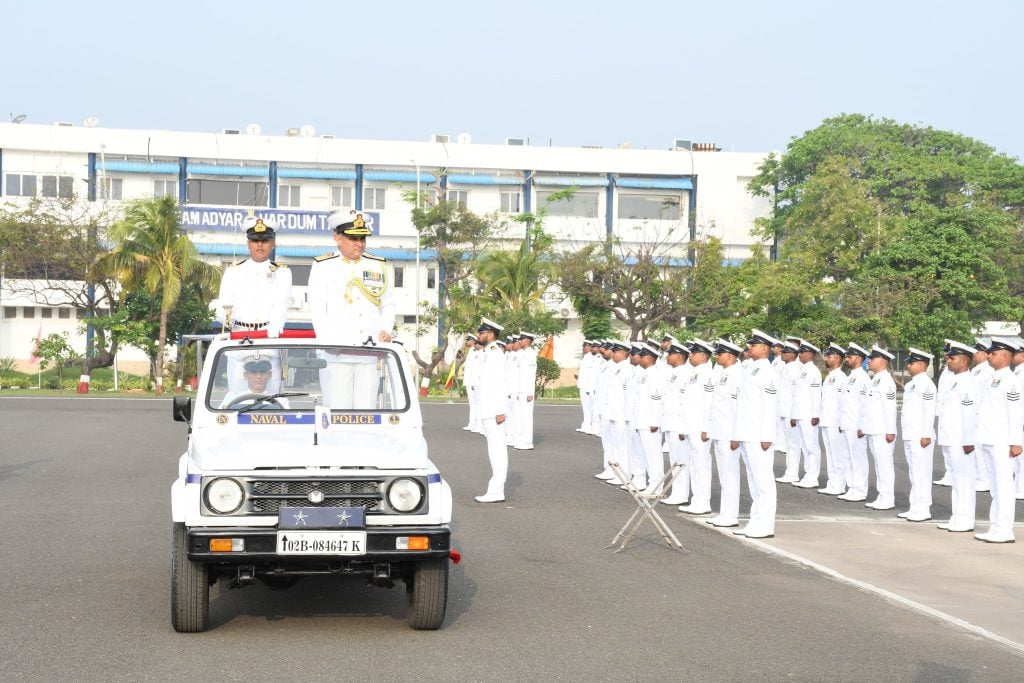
left=172, top=395, right=192, bottom=423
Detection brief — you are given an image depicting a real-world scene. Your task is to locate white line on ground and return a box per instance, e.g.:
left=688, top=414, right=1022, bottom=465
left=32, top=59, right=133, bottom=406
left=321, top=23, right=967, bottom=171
left=688, top=517, right=1024, bottom=657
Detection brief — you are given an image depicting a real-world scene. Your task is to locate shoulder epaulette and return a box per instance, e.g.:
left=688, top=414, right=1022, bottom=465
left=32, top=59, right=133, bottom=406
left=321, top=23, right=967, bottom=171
left=314, top=252, right=339, bottom=262
left=362, top=252, right=386, bottom=262
left=269, top=261, right=287, bottom=271
left=233, top=258, right=248, bottom=267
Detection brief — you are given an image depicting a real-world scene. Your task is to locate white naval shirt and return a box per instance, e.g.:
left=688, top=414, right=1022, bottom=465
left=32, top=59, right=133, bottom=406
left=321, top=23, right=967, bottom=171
left=706, top=362, right=744, bottom=441
left=603, top=359, right=631, bottom=423
left=936, top=371, right=977, bottom=447
left=977, top=366, right=1024, bottom=447
left=860, top=369, right=898, bottom=436
left=733, top=357, right=779, bottom=443
left=778, top=360, right=799, bottom=418
left=463, top=347, right=482, bottom=389
left=308, top=251, right=394, bottom=344
left=838, top=367, right=870, bottom=432
left=634, top=363, right=665, bottom=430
left=935, top=366, right=954, bottom=418
left=819, top=367, right=845, bottom=428
left=659, top=362, right=692, bottom=434
left=518, top=347, right=538, bottom=397
left=900, top=372, right=937, bottom=440
left=477, top=342, right=508, bottom=419
left=682, top=360, right=716, bottom=435
left=216, top=258, right=292, bottom=335
left=791, top=360, right=822, bottom=421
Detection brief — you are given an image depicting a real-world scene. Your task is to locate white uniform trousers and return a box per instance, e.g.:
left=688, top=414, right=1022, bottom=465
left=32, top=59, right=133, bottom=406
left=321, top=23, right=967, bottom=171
left=822, top=426, right=848, bottom=491
left=638, top=428, right=664, bottom=486
left=506, top=395, right=519, bottom=445
left=664, top=431, right=690, bottom=503
left=903, top=439, right=934, bottom=516
left=580, top=390, right=595, bottom=432
left=713, top=439, right=741, bottom=524
left=685, top=432, right=713, bottom=510
left=946, top=445, right=976, bottom=530
left=796, top=420, right=822, bottom=484
left=783, top=421, right=803, bottom=479
left=775, top=416, right=788, bottom=454
left=481, top=416, right=508, bottom=496
left=606, top=420, right=631, bottom=480
left=626, top=424, right=645, bottom=483
left=319, top=361, right=377, bottom=410
left=518, top=395, right=534, bottom=447
left=980, top=444, right=1016, bottom=540
left=465, top=386, right=480, bottom=430
left=1014, top=452, right=1024, bottom=498
left=844, top=430, right=870, bottom=497
left=599, top=415, right=614, bottom=471
left=937, top=446, right=952, bottom=482
left=740, top=441, right=778, bottom=535
left=975, top=449, right=990, bottom=490
left=866, top=433, right=896, bottom=506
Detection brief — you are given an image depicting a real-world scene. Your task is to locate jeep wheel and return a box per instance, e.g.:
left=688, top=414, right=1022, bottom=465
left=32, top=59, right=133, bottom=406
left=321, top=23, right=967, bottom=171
left=171, top=523, right=209, bottom=632
left=405, top=558, right=448, bottom=630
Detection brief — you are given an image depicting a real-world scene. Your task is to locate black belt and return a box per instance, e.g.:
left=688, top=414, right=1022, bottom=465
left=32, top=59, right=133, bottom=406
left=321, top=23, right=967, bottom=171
left=234, top=321, right=268, bottom=329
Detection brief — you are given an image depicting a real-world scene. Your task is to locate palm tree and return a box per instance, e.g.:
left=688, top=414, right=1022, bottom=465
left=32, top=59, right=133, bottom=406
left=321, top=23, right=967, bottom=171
left=474, top=240, right=553, bottom=312
left=104, top=197, right=218, bottom=394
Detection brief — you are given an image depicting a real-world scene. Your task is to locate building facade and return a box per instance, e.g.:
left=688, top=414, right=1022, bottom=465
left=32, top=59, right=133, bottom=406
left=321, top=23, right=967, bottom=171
left=0, top=122, right=774, bottom=376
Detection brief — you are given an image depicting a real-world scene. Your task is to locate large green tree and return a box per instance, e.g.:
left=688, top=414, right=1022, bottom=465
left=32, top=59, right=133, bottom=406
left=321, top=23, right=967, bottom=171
left=103, top=196, right=218, bottom=393
left=742, top=114, right=1024, bottom=354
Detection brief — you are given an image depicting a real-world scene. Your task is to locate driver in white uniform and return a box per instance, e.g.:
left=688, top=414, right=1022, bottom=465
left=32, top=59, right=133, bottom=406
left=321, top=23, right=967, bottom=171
left=219, top=353, right=290, bottom=409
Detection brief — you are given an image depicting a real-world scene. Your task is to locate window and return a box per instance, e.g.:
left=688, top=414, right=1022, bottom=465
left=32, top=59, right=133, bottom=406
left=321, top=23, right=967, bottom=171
left=446, top=190, right=468, bottom=208
left=98, top=177, right=123, bottom=200
left=500, top=191, right=521, bottom=213
left=187, top=179, right=268, bottom=207
left=393, top=266, right=404, bottom=288
left=536, top=190, right=599, bottom=218
left=427, top=268, right=436, bottom=289
left=23, top=307, right=35, bottom=318
left=364, top=187, right=386, bottom=210
left=76, top=308, right=87, bottom=318
left=3, top=307, right=16, bottom=318
left=403, top=315, right=417, bottom=324
left=41, top=308, right=53, bottom=319
left=42, top=175, right=74, bottom=198
left=5, top=174, right=37, bottom=197
left=278, top=184, right=301, bottom=207
left=617, top=193, right=681, bottom=221
left=58, top=308, right=71, bottom=319
left=154, top=179, right=177, bottom=198
left=331, top=185, right=353, bottom=208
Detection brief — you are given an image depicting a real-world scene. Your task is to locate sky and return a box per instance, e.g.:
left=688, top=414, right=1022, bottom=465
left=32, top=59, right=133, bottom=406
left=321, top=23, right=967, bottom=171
left=5, top=0, right=1023, bottom=159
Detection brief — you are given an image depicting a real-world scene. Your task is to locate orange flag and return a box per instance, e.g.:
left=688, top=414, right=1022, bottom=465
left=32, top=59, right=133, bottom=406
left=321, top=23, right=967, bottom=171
left=539, top=335, right=554, bottom=360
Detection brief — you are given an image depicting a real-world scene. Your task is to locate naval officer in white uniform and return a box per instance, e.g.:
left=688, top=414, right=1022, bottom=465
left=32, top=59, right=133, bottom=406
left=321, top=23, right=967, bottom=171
left=474, top=318, right=511, bottom=503
left=308, top=210, right=395, bottom=409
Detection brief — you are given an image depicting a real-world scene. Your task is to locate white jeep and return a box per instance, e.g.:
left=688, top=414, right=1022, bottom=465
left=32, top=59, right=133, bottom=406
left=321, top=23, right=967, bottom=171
left=170, top=329, right=454, bottom=631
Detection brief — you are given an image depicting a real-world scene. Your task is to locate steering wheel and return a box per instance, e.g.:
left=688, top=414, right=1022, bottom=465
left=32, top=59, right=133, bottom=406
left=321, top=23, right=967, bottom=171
left=226, top=393, right=284, bottom=410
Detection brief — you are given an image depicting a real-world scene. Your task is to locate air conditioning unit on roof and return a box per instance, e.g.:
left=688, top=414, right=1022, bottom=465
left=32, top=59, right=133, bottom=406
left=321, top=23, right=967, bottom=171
left=54, top=121, right=74, bottom=127
left=506, top=137, right=525, bottom=146
left=430, top=134, right=449, bottom=143
left=672, top=139, right=692, bottom=150
left=222, top=128, right=241, bottom=135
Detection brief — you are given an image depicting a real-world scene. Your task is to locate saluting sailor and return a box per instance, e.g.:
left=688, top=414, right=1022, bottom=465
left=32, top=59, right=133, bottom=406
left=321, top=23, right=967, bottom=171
left=899, top=348, right=937, bottom=522
left=818, top=343, right=848, bottom=496
left=861, top=345, right=898, bottom=511
left=308, top=210, right=394, bottom=409
left=936, top=341, right=979, bottom=532
left=213, top=215, right=292, bottom=394
left=974, top=338, right=1024, bottom=543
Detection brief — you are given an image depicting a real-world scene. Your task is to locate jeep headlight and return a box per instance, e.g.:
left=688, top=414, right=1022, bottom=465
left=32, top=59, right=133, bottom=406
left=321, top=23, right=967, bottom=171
left=205, top=478, right=245, bottom=514
left=387, top=478, right=423, bottom=513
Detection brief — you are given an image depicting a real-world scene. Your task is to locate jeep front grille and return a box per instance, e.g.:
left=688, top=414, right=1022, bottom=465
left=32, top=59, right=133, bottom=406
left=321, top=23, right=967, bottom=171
left=246, top=479, right=384, bottom=515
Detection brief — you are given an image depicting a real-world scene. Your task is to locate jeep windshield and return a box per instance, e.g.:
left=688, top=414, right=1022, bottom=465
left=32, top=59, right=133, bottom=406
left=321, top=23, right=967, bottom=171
left=206, top=345, right=410, bottom=413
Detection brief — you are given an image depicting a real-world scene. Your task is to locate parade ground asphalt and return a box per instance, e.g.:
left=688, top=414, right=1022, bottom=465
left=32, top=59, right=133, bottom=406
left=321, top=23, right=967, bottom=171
left=1, top=396, right=1022, bottom=682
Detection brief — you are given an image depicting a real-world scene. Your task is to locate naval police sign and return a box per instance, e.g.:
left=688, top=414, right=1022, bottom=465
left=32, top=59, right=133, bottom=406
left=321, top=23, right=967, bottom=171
left=179, top=206, right=380, bottom=235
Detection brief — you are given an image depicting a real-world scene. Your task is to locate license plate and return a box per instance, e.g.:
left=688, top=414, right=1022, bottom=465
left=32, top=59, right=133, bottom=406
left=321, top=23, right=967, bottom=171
left=276, top=531, right=367, bottom=555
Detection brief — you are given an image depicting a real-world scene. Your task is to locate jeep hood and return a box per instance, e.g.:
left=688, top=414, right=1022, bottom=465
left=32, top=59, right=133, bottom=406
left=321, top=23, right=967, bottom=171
left=189, top=427, right=430, bottom=470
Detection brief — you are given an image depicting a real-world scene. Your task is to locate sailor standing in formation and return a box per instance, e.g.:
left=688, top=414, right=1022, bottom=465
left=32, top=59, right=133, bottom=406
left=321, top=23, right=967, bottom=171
left=898, top=348, right=937, bottom=521
left=817, top=343, right=848, bottom=495
left=474, top=318, right=510, bottom=503
left=936, top=341, right=978, bottom=532
left=462, top=336, right=483, bottom=433
left=576, top=341, right=600, bottom=435
left=677, top=339, right=718, bottom=515
left=514, top=333, right=539, bottom=450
